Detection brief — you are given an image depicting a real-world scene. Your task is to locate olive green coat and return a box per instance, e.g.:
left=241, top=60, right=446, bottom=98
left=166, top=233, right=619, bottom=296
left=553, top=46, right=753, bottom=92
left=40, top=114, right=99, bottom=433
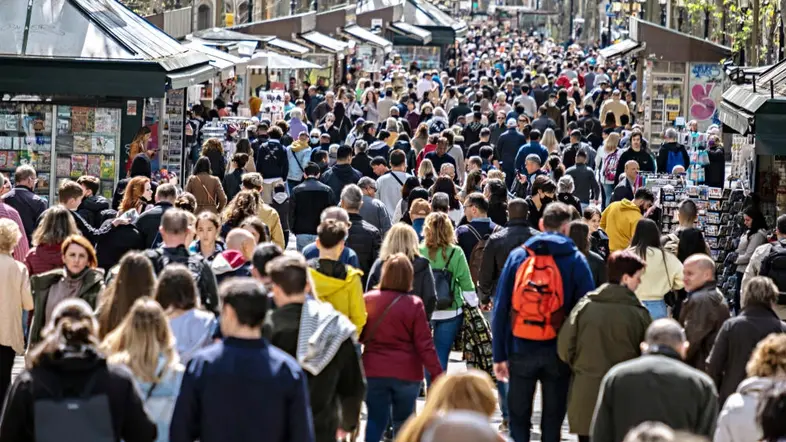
left=557, top=283, right=652, bottom=435
left=29, top=268, right=104, bottom=347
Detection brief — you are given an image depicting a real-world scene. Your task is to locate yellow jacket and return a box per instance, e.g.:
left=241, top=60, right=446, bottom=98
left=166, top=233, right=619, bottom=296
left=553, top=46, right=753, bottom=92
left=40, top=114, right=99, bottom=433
left=308, top=266, right=367, bottom=334
left=600, top=199, right=642, bottom=252
left=257, top=202, right=286, bottom=250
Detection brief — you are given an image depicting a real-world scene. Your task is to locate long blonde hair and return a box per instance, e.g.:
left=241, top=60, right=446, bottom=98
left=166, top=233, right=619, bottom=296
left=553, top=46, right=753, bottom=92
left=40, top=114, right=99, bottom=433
left=541, top=128, right=559, bottom=153
left=418, top=158, right=435, bottom=179
left=103, top=297, right=179, bottom=383
left=396, top=370, right=497, bottom=442
left=604, top=132, right=621, bottom=153
left=380, top=223, right=421, bottom=261
left=423, top=212, right=456, bottom=261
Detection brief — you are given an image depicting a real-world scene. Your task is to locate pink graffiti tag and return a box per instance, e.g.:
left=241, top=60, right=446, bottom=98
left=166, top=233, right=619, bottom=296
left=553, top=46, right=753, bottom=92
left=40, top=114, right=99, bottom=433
left=690, top=83, right=716, bottom=121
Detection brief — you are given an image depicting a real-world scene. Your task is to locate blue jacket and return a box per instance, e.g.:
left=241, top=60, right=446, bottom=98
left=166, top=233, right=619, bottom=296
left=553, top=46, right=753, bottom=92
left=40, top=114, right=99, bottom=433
left=514, top=141, right=548, bottom=174
left=492, top=232, right=594, bottom=362
left=170, top=337, right=314, bottom=442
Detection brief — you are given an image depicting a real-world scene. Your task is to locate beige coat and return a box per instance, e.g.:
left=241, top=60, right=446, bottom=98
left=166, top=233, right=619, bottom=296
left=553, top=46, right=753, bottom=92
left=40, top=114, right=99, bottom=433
left=185, top=172, right=228, bottom=215
left=0, top=254, right=33, bottom=354
left=257, top=202, right=286, bottom=250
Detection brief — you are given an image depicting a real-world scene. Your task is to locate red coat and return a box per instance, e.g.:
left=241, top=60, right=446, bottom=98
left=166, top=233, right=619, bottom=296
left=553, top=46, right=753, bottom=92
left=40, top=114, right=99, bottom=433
left=361, top=290, right=443, bottom=382
left=25, top=243, right=63, bottom=276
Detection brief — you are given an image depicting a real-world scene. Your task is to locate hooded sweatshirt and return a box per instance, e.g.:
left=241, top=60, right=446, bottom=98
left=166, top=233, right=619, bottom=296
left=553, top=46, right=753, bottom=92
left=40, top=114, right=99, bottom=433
left=77, top=195, right=110, bottom=229
left=211, top=250, right=252, bottom=284
left=308, top=259, right=367, bottom=334
left=287, top=140, right=312, bottom=182
left=600, top=199, right=643, bottom=252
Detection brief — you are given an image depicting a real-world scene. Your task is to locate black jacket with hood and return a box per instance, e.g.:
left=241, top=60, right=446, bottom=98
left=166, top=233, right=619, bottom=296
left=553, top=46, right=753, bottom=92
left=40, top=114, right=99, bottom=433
left=365, top=255, right=437, bottom=319
left=263, top=302, right=365, bottom=442
left=0, top=351, right=157, bottom=442
left=320, top=164, right=362, bottom=200
left=77, top=195, right=110, bottom=229
left=346, top=213, right=381, bottom=285
left=477, top=218, right=540, bottom=304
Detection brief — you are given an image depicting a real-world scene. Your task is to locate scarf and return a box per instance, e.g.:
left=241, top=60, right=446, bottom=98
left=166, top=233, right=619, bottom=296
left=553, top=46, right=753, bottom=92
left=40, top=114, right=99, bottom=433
left=296, top=299, right=356, bottom=375
left=45, top=268, right=89, bottom=324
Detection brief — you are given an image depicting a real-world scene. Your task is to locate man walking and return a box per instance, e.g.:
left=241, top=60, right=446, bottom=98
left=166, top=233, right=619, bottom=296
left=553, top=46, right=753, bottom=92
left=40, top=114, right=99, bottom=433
left=493, top=202, right=594, bottom=442
left=290, top=162, right=336, bottom=252
left=265, top=254, right=366, bottom=442
left=170, top=279, right=315, bottom=442
left=591, top=319, right=719, bottom=442
left=357, top=177, right=392, bottom=237
left=376, top=150, right=410, bottom=217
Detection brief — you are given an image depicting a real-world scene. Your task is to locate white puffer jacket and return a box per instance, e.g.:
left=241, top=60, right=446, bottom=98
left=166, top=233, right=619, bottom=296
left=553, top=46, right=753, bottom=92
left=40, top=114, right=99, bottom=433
left=714, top=377, right=776, bottom=442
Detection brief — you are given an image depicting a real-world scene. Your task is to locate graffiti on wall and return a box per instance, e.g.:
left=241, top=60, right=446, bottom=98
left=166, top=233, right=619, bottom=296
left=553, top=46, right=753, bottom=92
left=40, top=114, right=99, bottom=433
left=688, top=63, right=723, bottom=131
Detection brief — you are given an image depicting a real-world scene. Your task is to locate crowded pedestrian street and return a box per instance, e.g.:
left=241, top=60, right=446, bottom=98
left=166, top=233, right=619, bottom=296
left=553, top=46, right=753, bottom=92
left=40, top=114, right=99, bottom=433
left=1, top=0, right=786, bottom=441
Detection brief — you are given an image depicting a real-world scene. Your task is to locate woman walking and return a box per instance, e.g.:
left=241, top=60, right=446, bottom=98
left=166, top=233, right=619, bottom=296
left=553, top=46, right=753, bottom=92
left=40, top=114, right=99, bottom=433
left=628, top=218, right=684, bottom=320
left=361, top=254, right=442, bottom=442
left=96, top=252, right=156, bottom=339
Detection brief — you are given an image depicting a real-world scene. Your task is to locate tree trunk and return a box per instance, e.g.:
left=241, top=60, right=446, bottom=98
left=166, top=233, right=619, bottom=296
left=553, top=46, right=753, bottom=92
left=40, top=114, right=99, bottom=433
left=752, top=0, right=761, bottom=64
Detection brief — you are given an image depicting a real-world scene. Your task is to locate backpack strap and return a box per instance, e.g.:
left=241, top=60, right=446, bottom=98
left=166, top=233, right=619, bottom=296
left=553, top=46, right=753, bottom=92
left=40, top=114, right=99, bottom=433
left=465, top=224, right=482, bottom=242
left=443, top=247, right=457, bottom=270
left=388, top=171, right=405, bottom=187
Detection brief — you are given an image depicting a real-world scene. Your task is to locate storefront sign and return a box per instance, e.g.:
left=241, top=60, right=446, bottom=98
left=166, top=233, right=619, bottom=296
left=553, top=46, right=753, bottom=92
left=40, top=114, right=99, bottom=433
left=688, top=62, right=723, bottom=131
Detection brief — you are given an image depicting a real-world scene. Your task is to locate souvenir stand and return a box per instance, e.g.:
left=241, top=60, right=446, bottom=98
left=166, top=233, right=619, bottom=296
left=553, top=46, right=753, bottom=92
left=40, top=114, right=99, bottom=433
left=642, top=172, right=748, bottom=299
left=0, top=0, right=211, bottom=205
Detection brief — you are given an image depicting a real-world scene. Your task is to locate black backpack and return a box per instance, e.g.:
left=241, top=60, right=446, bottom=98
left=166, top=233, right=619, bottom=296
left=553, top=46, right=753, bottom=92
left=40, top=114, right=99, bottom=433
left=144, top=248, right=214, bottom=311
left=33, top=370, right=115, bottom=442
left=759, top=240, right=786, bottom=305
left=432, top=248, right=458, bottom=310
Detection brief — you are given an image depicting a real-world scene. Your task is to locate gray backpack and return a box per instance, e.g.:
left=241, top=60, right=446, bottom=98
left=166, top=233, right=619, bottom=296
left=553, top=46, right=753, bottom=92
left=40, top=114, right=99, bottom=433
left=34, top=370, right=115, bottom=442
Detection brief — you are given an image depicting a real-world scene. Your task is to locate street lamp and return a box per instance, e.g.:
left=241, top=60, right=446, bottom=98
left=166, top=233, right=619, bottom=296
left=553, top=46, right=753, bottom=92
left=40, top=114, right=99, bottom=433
left=659, top=0, right=667, bottom=26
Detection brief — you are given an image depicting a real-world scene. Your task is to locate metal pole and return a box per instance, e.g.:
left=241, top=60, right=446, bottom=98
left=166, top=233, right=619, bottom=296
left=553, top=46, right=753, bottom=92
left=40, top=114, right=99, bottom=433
left=608, top=12, right=612, bottom=46
left=704, top=8, right=709, bottom=38
left=569, top=0, right=575, bottom=42
left=780, top=15, right=784, bottom=61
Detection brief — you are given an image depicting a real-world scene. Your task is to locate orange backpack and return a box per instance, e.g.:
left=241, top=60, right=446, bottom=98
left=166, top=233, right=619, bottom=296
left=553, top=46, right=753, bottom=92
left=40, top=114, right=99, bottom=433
left=511, top=246, right=565, bottom=340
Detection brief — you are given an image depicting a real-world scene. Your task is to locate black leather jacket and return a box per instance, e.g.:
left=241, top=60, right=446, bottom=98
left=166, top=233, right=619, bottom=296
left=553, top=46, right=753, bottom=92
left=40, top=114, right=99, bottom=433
left=477, top=219, right=540, bottom=303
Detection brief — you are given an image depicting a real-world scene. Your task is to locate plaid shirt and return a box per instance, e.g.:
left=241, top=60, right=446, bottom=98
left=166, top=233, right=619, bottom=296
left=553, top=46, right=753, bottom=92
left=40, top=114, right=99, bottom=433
left=0, top=203, right=29, bottom=262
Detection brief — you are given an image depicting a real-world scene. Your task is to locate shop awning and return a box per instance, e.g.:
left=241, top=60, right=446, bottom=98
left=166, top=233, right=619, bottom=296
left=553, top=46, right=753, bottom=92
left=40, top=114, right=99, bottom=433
left=248, top=51, right=323, bottom=70
left=299, top=31, right=349, bottom=54
left=265, top=38, right=311, bottom=55
left=183, top=41, right=247, bottom=79
left=718, top=85, right=769, bottom=134
left=599, top=39, right=644, bottom=60
left=411, top=0, right=468, bottom=33
left=191, top=28, right=270, bottom=43
left=343, top=25, right=393, bottom=51
left=167, top=64, right=218, bottom=89
left=390, top=22, right=433, bottom=44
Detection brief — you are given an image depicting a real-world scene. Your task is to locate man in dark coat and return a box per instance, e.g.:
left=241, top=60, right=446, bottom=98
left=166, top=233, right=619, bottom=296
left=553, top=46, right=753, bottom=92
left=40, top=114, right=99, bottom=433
left=591, top=319, right=719, bottom=442
left=477, top=198, right=540, bottom=305
left=76, top=176, right=110, bottom=229
left=321, top=146, right=362, bottom=200
left=339, top=184, right=381, bottom=286
left=611, top=160, right=638, bottom=203
left=2, top=165, right=47, bottom=242
left=134, top=183, right=177, bottom=248
left=495, top=119, right=528, bottom=189
left=263, top=254, right=365, bottom=442
left=679, top=254, right=731, bottom=372
left=291, top=163, right=336, bottom=252
left=706, top=276, right=786, bottom=404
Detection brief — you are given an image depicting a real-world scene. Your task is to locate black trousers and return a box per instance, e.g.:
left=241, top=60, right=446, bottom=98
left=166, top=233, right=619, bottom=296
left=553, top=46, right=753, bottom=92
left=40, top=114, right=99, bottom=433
left=0, top=345, right=15, bottom=405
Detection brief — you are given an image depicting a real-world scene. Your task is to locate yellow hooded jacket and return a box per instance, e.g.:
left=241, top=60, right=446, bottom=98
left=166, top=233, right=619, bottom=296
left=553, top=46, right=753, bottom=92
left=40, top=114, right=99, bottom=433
left=308, top=266, right=367, bottom=334
left=600, top=199, right=642, bottom=252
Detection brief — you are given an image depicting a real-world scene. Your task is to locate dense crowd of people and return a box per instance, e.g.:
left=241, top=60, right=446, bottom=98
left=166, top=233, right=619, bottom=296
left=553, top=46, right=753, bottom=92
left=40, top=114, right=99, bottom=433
left=0, top=22, right=783, bottom=442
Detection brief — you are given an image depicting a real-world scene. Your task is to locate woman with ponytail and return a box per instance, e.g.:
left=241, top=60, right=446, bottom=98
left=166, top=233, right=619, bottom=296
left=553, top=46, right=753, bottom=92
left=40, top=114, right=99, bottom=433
left=0, top=298, right=156, bottom=441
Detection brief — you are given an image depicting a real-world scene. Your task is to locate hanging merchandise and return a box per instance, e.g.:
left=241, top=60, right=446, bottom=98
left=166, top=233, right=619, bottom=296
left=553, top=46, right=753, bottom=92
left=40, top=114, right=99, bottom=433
left=162, top=89, right=186, bottom=181
left=258, top=90, right=286, bottom=123
left=0, top=104, right=53, bottom=203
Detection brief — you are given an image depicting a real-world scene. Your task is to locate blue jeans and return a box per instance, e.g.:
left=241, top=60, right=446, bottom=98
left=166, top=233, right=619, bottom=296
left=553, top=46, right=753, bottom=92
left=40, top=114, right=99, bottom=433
left=508, top=348, right=571, bottom=442
left=642, top=299, right=668, bottom=320
left=432, top=314, right=463, bottom=370
left=295, top=234, right=317, bottom=252
left=364, top=377, right=421, bottom=442
left=602, top=183, right=615, bottom=208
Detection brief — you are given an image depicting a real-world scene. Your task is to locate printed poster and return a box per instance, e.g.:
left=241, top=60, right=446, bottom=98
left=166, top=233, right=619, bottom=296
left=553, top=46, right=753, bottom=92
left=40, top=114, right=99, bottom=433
left=688, top=63, right=723, bottom=132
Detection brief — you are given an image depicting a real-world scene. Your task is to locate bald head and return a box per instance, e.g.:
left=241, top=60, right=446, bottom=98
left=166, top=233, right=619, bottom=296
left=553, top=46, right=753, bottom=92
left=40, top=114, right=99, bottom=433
left=421, top=411, right=498, bottom=442
left=226, top=228, right=256, bottom=260
left=682, top=253, right=715, bottom=292
left=508, top=198, right=529, bottom=221
left=643, top=318, right=687, bottom=358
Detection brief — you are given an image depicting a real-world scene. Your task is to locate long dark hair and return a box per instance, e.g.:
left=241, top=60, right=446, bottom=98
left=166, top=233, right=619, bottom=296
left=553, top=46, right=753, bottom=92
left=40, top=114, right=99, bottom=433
left=745, top=206, right=768, bottom=239
left=630, top=218, right=662, bottom=259
left=568, top=221, right=590, bottom=256
left=193, top=156, right=212, bottom=175
left=432, top=176, right=459, bottom=210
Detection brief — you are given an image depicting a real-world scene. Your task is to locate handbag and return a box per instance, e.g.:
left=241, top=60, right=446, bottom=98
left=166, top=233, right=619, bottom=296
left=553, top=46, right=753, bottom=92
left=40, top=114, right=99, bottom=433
left=362, top=295, right=404, bottom=345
